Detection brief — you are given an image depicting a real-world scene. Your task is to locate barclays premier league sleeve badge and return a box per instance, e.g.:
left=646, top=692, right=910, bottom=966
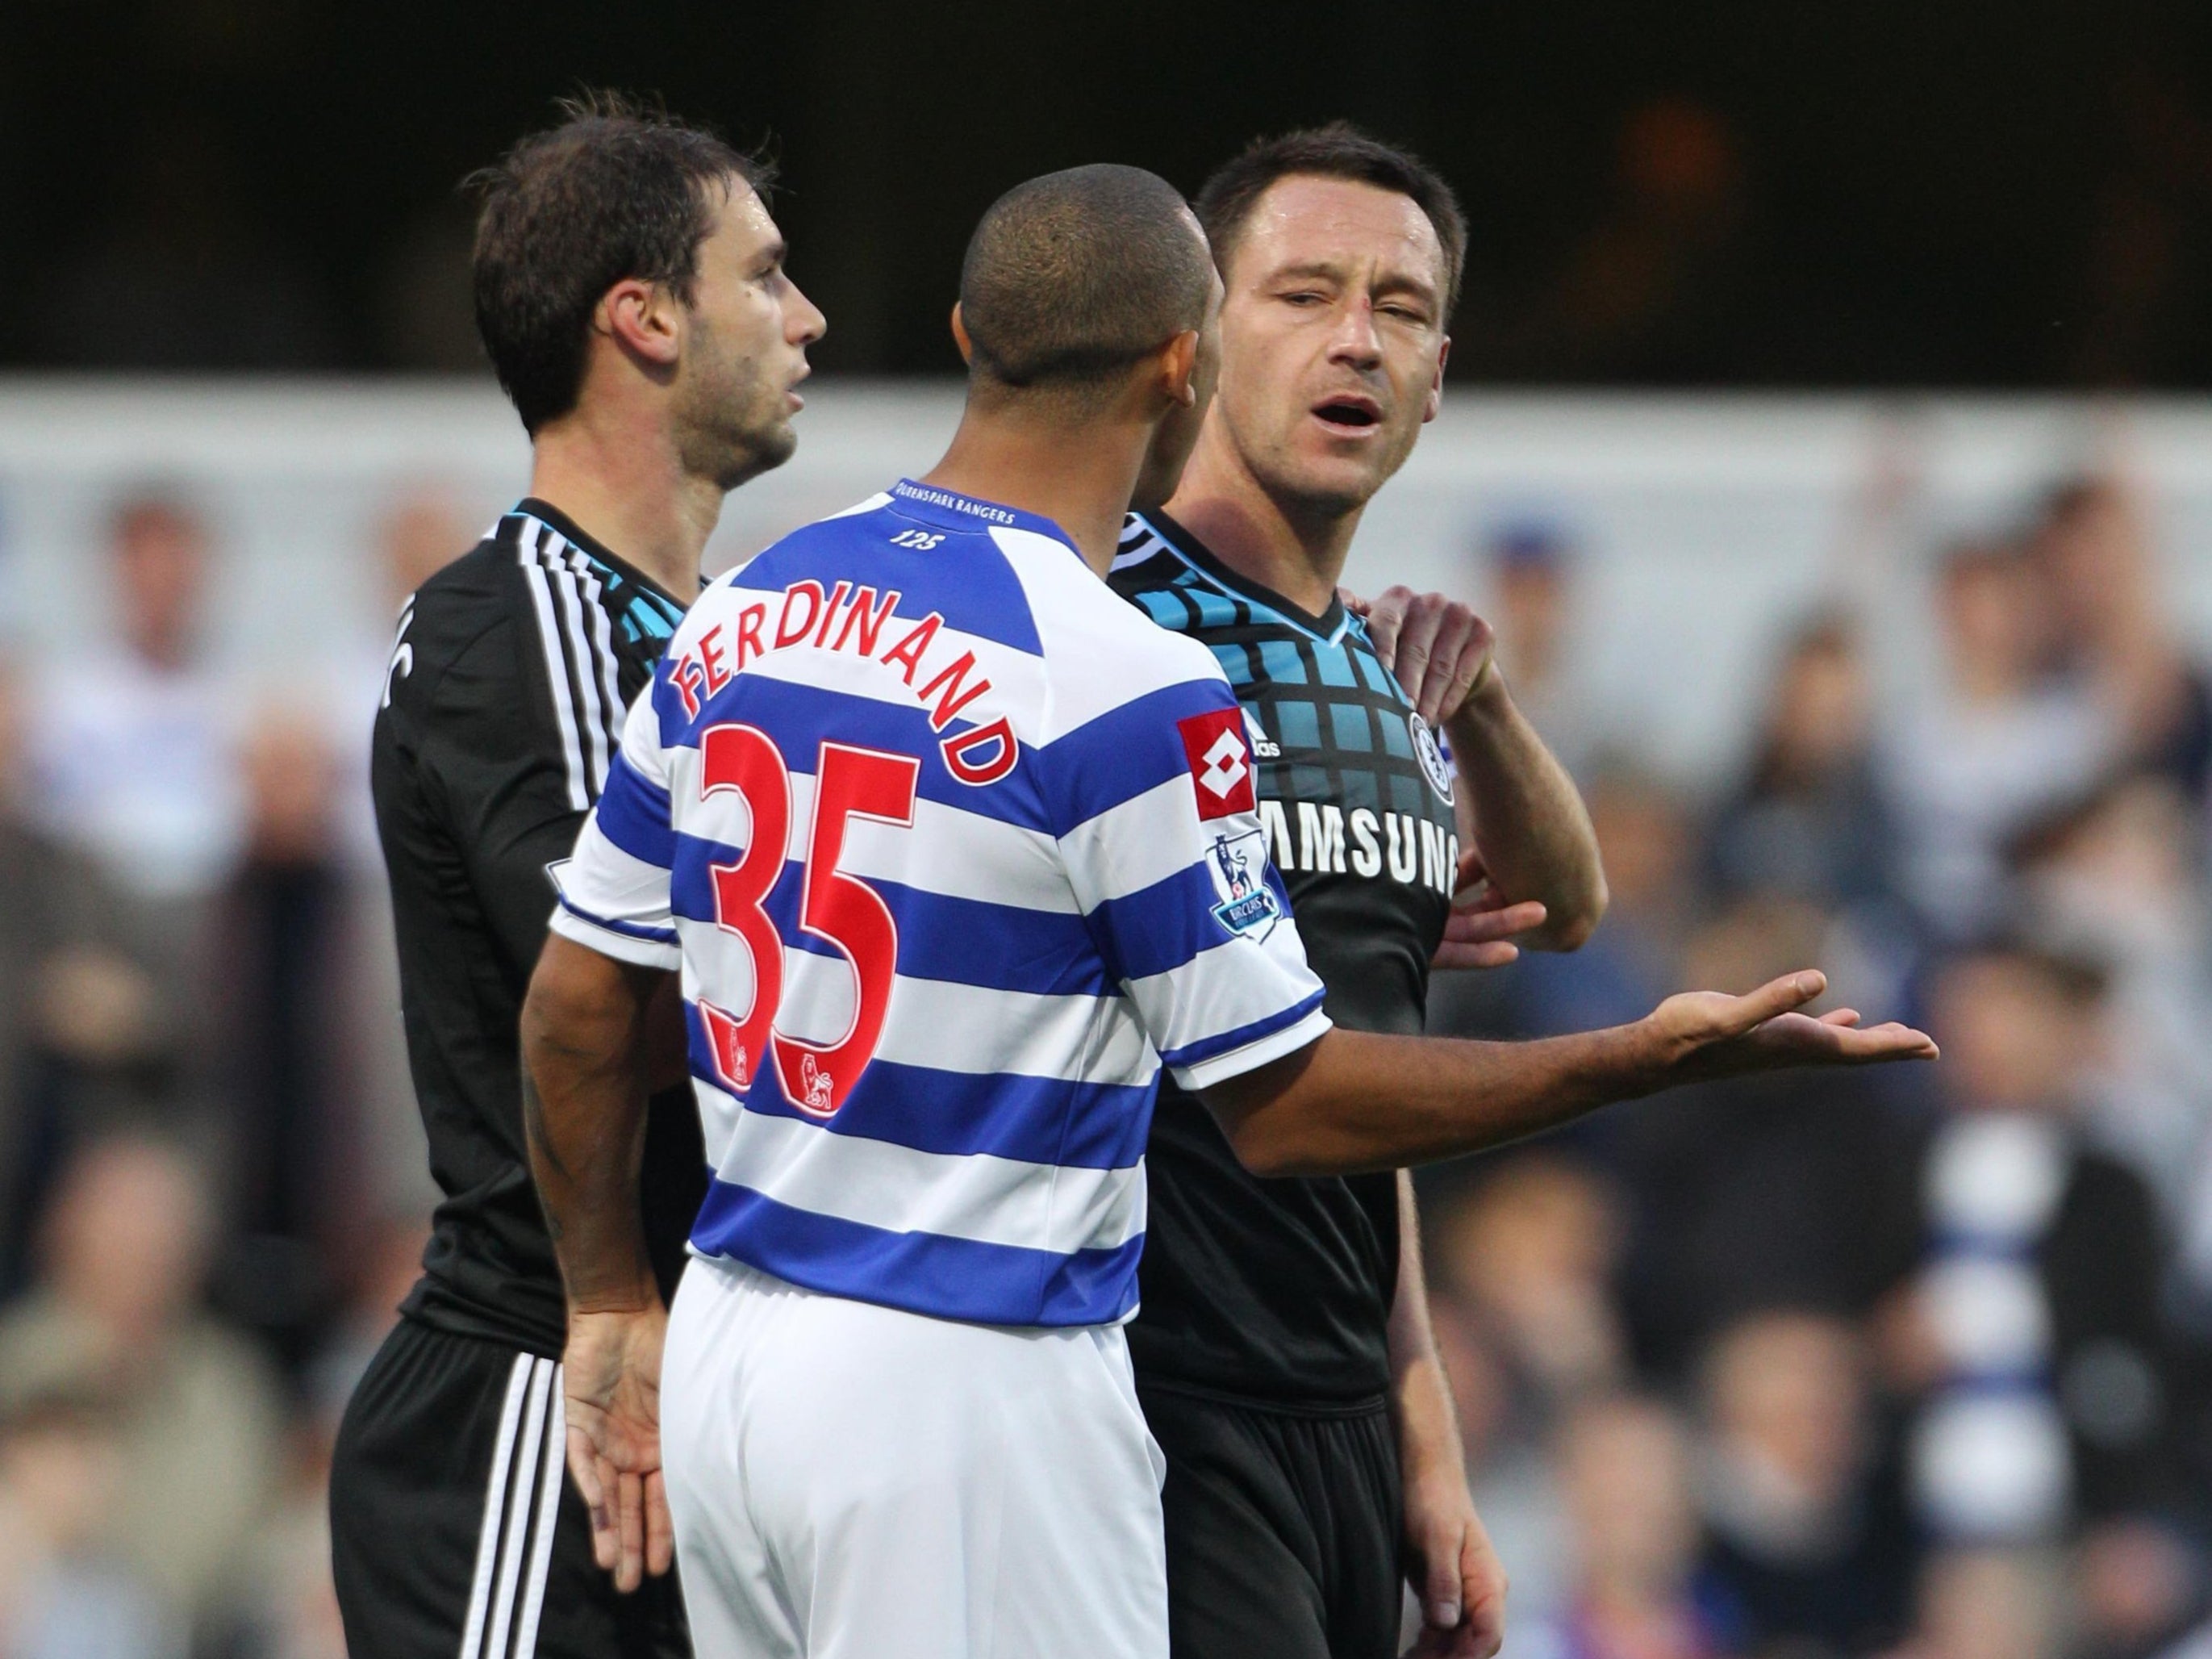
left=1206, top=829, right=1282, bottom=942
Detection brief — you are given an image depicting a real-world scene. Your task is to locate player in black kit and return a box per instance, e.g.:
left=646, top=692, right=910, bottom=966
left=1112, top=127, right=1609, bottom=1659
left=330, top=96, right=824, bottom=1658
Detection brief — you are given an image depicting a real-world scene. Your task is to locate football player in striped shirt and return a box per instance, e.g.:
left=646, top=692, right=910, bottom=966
left=329, top=96, right=822, bottom=1659
left=1110, top=126, right=1596, bottom=1659
left=521, top=165, right=1934, bottom=1659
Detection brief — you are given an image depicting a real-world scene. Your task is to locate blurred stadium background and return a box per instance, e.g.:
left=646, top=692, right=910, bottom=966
left=9, top=3, right=2212, bottom=1657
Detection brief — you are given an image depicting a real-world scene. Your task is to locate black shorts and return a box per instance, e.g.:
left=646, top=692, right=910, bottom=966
left=330, top=1315, right=689, bottom=1659
left=1140, top=1384, right=1405, bottom=1659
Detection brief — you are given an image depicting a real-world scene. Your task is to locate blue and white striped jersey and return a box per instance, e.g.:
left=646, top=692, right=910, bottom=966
left=549, top=479, right=1331, bottom=1328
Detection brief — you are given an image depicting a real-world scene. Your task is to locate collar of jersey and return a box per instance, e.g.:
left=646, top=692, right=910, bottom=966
left=1133, top=510, right=1351, bottom=645
left=511, top=497, right=698, bottom=604
left=887, top=478, right=1078, bottom=552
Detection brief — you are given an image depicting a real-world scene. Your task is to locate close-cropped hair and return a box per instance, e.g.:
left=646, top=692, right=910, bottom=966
left=958, top=163, right=1212, bottom=397
left=1194, top=122, right=1467, bottom=319
left=467, top=91, right=774, bottom=433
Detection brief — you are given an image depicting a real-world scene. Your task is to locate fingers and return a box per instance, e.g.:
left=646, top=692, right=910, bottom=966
left=1746, top=1013, right=1940, bottom=1065
left=616, top=1468, right=645, bottom=1593
left=1364, top=584, right=1413, bottom=668
left=1420, top=605, right=1482, bottom=725
left=568, top=1427, right=620, bottom=1573
left=1463, top=1530, right=1509, bottom=1659
left=1451, top=846, right=1489, bottom=895
left=1434, top=941, right=1522, bottom=970
left=645, top=1469, right=677, bottom=1578
left=1393, top=598, right=1446, bottom=715
left=1337, top=585, right=1373, bottom=617
left=1723, top=969, right=1827, bottom=1034
left=1423, top=1529, right=1463, bottom=1632
left=1446, top=900, right=1546, bottom=938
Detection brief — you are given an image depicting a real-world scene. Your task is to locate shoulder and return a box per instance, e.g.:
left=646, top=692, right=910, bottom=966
left=400, top=537, right=528, bottom=668
left=991, top=523, right=1226, bottom=718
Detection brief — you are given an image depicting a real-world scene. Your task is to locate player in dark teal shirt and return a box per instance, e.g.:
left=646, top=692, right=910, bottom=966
left=1118, top=128, right=1609, bottom=1659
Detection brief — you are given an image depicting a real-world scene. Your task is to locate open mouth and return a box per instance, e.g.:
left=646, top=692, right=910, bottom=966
left=1312, top=395, right=1383, bottom=433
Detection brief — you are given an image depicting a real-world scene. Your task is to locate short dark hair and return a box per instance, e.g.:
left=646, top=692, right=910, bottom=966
left=466, top=92, right=773, bottom=433
left=1194, top=122, right=1467, bottom=320
left=958, top=164, right=1212, bottom=395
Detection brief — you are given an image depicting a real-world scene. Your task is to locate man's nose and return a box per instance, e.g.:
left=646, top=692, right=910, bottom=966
left=1327, top=301, right=1383, bottom=366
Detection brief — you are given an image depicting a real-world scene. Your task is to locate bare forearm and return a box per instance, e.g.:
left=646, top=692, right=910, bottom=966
left=521, top=936, right=663, bottom=1312
left=1446, top=671, right=1605, bottom=950
left=1388, top=1173, right=1467, bottom=1478
left=1207, top=970, right=1939, bottom=1178
left=1207, top=1022, right=1658, bottom=1176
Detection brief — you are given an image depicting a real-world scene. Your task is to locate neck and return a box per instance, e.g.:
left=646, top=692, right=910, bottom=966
left=1162, top=421, right=1360, bottom=614
left=921, top=394, right=1150, bottom=578
left=527, top=404, right=724, bottom=597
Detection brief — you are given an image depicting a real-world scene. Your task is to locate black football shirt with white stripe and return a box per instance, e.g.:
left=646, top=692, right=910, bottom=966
left=372, top=499, right=704, bottom=1356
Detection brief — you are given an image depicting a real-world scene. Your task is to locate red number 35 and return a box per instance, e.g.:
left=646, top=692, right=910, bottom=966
left=693, top=725, right=917, bottom=1118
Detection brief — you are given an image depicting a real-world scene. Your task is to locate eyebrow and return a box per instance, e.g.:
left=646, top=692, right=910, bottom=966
left=751, top=238, right=788, bottom=274
left=1267, top=258, right=1439, bottom=306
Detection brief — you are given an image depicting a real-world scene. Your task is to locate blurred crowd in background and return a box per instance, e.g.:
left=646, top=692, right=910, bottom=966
left=4, top=462, right=2212, bottom=1659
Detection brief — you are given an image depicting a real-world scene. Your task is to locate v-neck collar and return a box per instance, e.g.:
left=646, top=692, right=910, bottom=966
left=1137, top=509, right=1350, bottom=644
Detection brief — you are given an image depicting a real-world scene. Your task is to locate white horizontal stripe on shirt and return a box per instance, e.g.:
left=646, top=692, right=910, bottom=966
left=709, top=1102, right=1146, bottom=1256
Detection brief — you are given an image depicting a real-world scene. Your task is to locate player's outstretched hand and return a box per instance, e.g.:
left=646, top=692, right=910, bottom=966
left=1342, top=585, right=1496, bottom=727
left=1646, top=971, right=1939, bottom=1084
left=562, top=1304, right=676, bottom=1594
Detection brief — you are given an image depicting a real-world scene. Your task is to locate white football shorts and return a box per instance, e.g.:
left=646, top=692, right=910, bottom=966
left=660, top=1256, right=1170, bottom=1658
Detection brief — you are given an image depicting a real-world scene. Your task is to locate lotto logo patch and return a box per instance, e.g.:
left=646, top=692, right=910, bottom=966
left=1178, top=708, right=1256, bottom=820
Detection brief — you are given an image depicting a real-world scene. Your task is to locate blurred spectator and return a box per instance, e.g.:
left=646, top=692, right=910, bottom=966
left=27, top=491, right=245, bottom=902
left=0, top=658, right=173, bottom=1283
left=1694, top=1311, right=1916, bottom=1656
left=1883, top=1548, right=2060, bottom=1659
left=1614, top=897, right=1922, bottom=1376
left=0, top=1134, right=284, bottom=1633
left=1428, top=1155, right=1631, bottom=1623
left=1889, top=947, right=2178, bottom=1546
left=2013, top=776, right=2212, bottom=1298
left=1521, top=1394, right=1741, bottom=1659
left=1484, top=520, right=1601, bottom=779
left=2034, top=477, right=2212, bottom=800
left=207, top=1219, right=424, bottom=1659
left=210, top=714, right=376, bottom=1371
left=1707, top=613, right=1898, bottom=916
left=0, top=1360, right=182, bottom=1659
left=1879, top=539, right=2118, bottom=942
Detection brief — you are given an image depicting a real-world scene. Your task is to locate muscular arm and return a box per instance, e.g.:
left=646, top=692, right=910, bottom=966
left=521, top=933, right=667, bottom=1308
left=1201, top=972, right=1934, bottom=1177
left=520, top=932, right=676, bottom=1594
left=1390, top=1172, right=1507, bottom=1655
left=1358, top=585, right=1604, bottom=952
left=1446, top=669, right=1605, bottom=951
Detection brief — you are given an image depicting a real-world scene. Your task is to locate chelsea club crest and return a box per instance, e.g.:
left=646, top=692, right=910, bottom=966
left=1207, top=829, right=1283, bottom=942
left=1409, top=712, right=1456, bottom=804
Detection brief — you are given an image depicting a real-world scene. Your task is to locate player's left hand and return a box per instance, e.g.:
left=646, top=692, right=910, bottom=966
left=1401, top=1461, right=1509, bottom=1657
left=1343, top=586, right=1496, bottom=728
left=562, top=1302, right=676, bottom=1594
left=1434, top=849, right=1547, bottom=971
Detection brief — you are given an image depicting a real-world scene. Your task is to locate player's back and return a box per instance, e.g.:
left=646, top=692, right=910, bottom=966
left=553, top=479, right=1333, bottom=1331
left=372, top=502, right=703, bottom=1354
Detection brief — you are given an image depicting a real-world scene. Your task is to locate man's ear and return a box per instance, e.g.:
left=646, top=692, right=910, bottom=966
left=949, top=303, right=976, bottom=366
left=1157, top=329, right=1201, bottom=407
left=595, top=278, right=682, bottom=370
left=1423, top=335, right=1451, bottom=424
